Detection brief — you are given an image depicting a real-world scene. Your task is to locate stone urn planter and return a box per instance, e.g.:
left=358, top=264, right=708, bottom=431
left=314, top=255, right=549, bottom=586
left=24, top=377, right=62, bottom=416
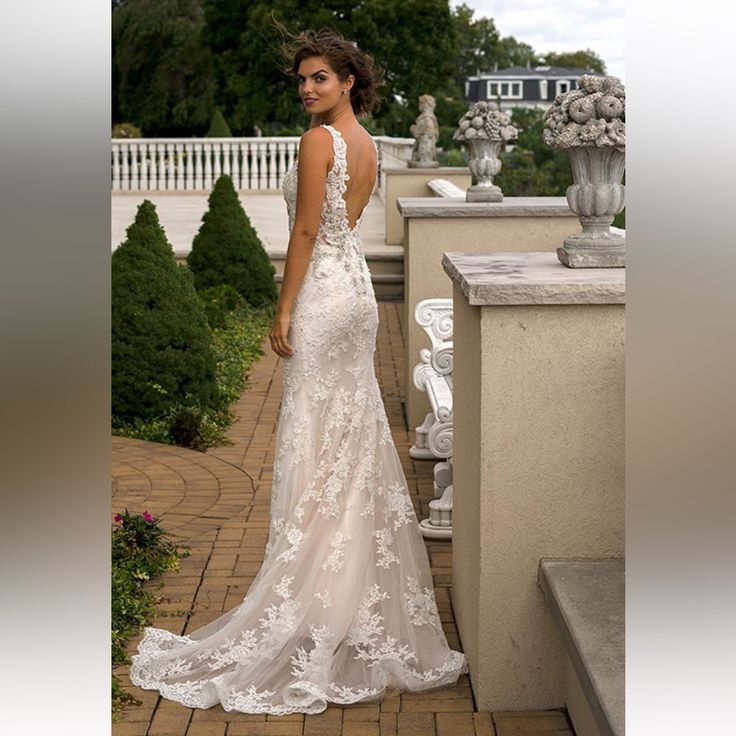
left=453, top=101, right=518, bottom=202
left=544, top=74, right=626, bottom=267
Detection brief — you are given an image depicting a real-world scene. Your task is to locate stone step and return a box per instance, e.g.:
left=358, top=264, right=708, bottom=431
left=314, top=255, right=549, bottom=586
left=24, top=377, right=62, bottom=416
left=538, top=558, right=624, bottom=736
left=175, top=250, right=404, bottom=301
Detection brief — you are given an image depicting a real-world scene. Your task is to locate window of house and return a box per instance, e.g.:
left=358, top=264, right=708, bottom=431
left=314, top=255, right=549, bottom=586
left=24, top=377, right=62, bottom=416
left=487, top=81, right=524, bottom=99
left=556, top=80, right=571, bottom=95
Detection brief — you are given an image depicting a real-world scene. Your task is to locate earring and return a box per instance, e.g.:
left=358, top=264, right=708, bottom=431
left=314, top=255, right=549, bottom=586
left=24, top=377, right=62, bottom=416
left=343, top=90, right=347, bottom=95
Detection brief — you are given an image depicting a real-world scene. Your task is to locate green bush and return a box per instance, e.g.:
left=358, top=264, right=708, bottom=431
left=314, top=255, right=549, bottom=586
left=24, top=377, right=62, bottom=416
left=197, top=283, right=243, bottom=329
left=206, top=108, right=232, bottom=137
left=441, top=147, right=466, bottom=167
left=111, top=509, right=189, bottom=717
left=112, top=302, right=274, bottom=450
left=187, top=175, right=278, bottom=308
left=112, top=122, right=142, bottom=138
left=112, top=200, right=219, bottom=426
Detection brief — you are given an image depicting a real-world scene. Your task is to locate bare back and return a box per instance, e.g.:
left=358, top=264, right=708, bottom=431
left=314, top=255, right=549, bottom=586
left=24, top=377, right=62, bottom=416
left=333, top=125, right=377, bottom=231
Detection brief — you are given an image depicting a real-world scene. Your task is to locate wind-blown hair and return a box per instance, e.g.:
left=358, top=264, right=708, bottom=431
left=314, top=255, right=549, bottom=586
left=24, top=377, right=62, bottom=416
left=272, top=16, right=386, bottom=118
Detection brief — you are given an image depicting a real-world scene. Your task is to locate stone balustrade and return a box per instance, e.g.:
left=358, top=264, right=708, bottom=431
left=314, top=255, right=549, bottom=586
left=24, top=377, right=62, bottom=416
left=111, top=135, right=413, bottom=193
left=409, top=298, right=456, bottom=540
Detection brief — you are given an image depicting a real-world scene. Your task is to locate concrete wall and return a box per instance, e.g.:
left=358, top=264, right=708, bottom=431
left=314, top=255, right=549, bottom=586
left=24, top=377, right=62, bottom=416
left=449, top=285, right=483, bottom=686
left=564, top=657, right=605, bottom=736
left=403, top=208, right=580, bottom=430
left=383, top=168, right=471, bottom=245
left=451, top=292, right=625, bottom=710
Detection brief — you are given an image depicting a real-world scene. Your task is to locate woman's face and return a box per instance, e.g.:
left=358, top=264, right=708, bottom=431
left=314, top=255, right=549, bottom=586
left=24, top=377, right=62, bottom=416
left=296, top=56, right=351, bottom=115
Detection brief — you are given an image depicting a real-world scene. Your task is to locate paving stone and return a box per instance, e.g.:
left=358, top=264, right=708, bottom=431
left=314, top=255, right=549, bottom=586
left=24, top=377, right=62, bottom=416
left=266, top=713, right=305, bottom=722
left=303, top=707, right=343, bottom=735
left=112, top=723, right=149, bottom=736
left=226, top=722, right=303, bottom=735
left=493, top=711, right=570, bottom=734
left=401, top=698, right=474, bottom=713
left=343, top=703, right=380, bottom=720
left=436, top=711, right=476, bottom=736
left=397, top=712, right=436, bottom=736
left=148, top=710, right=192, bottom=735
left=342, top=721, right=380, bottom=736
left=473, top=712, right=496, bottom=736
left=380, top=695, right=400, bottom=713
left=379, top=712, right=398, bottom=736
left=186, top=723, right=227, bottom=736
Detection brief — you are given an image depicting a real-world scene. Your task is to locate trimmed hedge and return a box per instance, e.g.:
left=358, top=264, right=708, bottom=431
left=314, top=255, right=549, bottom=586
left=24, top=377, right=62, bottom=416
left=112, top=199, right=219, bottom=425
left=186, top=174, right=278, bottom=308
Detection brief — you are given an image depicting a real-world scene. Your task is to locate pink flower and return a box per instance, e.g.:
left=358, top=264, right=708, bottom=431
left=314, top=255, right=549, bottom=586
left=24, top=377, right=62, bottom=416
left=113, top=514, right=123, bottom=524
left=143, top=511, right=155, bottom=523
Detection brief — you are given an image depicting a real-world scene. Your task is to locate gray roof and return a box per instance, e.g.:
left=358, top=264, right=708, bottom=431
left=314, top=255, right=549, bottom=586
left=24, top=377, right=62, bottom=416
left=475, top=65, right=604, bottom=78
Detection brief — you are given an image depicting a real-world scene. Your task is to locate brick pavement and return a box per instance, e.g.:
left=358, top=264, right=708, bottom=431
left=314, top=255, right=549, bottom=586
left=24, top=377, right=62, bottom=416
left=112, top=302, right=572, bottom=736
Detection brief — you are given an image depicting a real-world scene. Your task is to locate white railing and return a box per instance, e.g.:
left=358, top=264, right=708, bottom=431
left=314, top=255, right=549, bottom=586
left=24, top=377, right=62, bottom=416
left=111, top=137, right=300, bottom=192
left=111, top=135, right=416, bottom=193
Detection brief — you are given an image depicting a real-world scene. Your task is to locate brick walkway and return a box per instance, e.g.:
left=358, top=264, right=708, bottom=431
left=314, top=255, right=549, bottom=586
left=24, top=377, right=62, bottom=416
left=112, top=302, right=572, bottom=736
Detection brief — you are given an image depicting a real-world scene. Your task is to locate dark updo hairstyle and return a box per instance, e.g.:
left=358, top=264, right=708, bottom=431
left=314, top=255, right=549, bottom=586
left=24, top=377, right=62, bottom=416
left=272, top=15, right=386, bottom=118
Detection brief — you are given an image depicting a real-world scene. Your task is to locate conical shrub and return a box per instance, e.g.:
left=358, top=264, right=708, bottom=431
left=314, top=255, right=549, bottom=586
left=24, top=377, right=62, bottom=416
left=206, top=108, right=232, bottom=137
left=186, top=175, right=278, bottom=308
left=112, top=200, right=219, bottom=424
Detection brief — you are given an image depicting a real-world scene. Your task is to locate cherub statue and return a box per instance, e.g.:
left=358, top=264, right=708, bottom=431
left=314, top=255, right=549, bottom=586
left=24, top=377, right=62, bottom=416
left=408, top=95, right=440, bottom=168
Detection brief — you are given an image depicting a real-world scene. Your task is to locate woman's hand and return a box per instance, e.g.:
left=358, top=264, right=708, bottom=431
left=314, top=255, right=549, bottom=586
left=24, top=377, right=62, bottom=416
left=269, top=310, right=295, bottom=358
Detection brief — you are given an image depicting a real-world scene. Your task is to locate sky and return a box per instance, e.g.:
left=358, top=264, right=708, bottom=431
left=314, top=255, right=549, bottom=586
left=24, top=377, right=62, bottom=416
left=452, top=0, right=625, bottom=83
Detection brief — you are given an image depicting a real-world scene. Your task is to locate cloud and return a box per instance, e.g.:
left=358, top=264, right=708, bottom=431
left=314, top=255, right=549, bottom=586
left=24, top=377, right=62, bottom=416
left=453, top=0, right=625, bottom=81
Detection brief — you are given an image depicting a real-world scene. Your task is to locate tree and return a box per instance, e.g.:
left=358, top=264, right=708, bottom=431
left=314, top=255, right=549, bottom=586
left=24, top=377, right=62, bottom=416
left=200, top=0, right=459, bottom=136
left=448, top=4, right=540, bottom=98
left=112, top=200, right=219, bottom=424
left=493, top=107, right=573, bottom=196
left=496, top=36, right=538, bottom=68
left=112, top=0, right=217, bottom=134
left=541, top=49, right=607, bottom=74
left=451, top=3, right=501, bottom=85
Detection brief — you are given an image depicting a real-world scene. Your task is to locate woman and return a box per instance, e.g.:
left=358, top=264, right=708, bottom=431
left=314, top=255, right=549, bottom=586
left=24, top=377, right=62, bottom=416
left=129, top=26, right=468, bottom=715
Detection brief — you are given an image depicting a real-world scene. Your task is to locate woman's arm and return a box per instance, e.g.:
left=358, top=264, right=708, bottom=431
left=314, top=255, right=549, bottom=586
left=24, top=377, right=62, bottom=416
left=269, top=127, right=333, bottom=358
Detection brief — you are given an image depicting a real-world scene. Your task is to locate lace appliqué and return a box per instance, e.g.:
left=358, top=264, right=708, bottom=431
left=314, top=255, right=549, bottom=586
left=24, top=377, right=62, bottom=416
left=127, top=124, right=469, bottom=716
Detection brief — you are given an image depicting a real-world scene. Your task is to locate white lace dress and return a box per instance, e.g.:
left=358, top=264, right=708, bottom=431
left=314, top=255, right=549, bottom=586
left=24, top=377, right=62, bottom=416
left=128, top=123, right=468, bottom=714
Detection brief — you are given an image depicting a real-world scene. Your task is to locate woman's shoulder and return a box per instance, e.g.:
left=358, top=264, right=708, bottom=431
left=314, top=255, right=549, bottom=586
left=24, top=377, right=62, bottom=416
left=296, top=126, right=335, bottom=171
left=300, top=125, right=334, bottom=145
left=297, top=126, right=334, bottom=156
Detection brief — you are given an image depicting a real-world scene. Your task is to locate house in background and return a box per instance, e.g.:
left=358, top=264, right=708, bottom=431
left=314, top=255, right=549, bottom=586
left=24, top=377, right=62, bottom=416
left=464, top=63, right=606, bottom=111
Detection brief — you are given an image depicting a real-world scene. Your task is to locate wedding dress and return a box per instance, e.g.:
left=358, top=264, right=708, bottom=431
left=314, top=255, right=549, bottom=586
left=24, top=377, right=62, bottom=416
left=129, top=123, right=468, bottom=714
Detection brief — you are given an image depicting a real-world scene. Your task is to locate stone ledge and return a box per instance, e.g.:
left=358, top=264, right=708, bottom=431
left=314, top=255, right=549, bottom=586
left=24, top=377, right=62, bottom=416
left=538, top=558, right=624, bottom=736
left=442, top=252, right=625, bottom=305
left=383, top=166, right=469, bottom=175
left=397, top=196, right=573, bottom=218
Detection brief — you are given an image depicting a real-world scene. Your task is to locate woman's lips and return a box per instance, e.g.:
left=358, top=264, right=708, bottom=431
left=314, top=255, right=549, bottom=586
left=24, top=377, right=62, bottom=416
left=304, top=98, right=317, bottom=106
